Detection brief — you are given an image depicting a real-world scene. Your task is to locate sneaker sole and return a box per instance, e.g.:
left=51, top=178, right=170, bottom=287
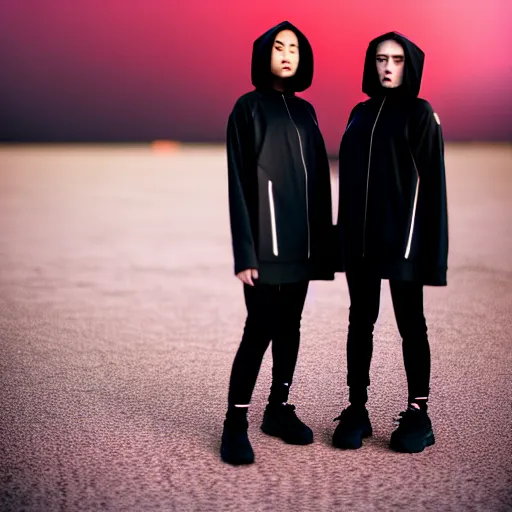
left=260, top=424, right=314, bottom=445
left=220, top=450, right=255, bottom=465
left=332, top=427, right=373, bottom=450
left=390, top=430, right=435, bottom=453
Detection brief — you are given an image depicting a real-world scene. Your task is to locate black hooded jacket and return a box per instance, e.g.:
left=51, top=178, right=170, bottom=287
left=226, top=21, right=334, bottom=284
left=336, top=32, right=449, bottom=286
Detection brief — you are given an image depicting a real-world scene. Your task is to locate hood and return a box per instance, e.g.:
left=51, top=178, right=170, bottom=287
left=362, top=31, right=425, bottom=98
left=251, top=21, right=314, bottom=93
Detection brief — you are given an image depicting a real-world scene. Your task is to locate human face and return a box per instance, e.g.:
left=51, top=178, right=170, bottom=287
left=376, top=39, right=405, bottom=88
left=270, top=30, right=299, bottom=79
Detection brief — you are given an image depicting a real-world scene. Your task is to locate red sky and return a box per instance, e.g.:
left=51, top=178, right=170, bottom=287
left=1, top=0, right=511, bottom=152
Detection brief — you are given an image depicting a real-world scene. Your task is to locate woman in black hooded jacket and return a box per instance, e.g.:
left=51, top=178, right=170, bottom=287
left=333, top=32, right=448, bottom=454
left=221, top=21, right=334, bottom=465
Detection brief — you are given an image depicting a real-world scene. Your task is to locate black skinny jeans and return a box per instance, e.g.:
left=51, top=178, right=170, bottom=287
left=227, top=281, right=309, bottom=407
left=346, top=268, right=431, bottom=403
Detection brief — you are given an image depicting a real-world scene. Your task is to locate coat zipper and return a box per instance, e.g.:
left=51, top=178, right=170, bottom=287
left=405, top=154, right=420, bottom=259
left=282, top=95, right=310, bottom=258
left=362, top=96, right=386, bottom=257
left=268, top=180, right=279, bottom=256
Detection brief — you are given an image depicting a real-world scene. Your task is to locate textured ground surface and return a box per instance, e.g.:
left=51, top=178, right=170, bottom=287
left=0, top=144, right=511, bottom=512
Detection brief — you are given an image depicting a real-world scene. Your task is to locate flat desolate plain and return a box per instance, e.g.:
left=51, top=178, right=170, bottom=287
left=0, top=143, right=511, bottom=511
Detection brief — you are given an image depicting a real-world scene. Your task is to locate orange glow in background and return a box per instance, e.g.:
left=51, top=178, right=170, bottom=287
left=1, top=1, right=511, bottom=152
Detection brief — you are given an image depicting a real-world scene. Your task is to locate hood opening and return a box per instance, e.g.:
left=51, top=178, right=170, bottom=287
left=251, top=21, right=314, bottom=93
left=362, top=31, right=425, bottom=98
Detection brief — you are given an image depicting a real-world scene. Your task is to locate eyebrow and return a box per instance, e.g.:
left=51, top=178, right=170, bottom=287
left=376, top=53, right=404, bottom=58
left=275, top=40, right=298, bottom=48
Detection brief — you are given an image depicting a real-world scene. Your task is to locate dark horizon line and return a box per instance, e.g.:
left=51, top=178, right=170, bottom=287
left=2, top=139, right=510, bottom=163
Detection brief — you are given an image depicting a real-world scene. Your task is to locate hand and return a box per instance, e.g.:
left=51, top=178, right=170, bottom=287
left=236, top=268, right=259, bottom=286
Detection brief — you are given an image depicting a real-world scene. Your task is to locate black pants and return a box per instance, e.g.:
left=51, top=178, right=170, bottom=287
left=227, top=281, right=309, bottom=407
left=346, top=268, right=430, bottom=403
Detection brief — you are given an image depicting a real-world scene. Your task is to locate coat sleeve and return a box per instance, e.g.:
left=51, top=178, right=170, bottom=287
left=335, top=103, right=361, bottom=271
left=408, top=99, right=449, bottom=284
left=226, top=98, right=259, bottom=275
left=343, top=103, right=360, bottom=134
left=307, top=104, right=333, bottom=228
left=305, top=102, right=335, bottom=278
left=338, top=103, right=361, bottom=171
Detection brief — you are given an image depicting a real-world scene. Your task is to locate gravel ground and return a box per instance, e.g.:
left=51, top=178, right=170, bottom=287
left=0, top=143, right=511, bottom=512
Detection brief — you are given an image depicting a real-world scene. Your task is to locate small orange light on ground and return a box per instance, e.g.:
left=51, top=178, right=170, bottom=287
left=151, top=140, right=180, bottom=153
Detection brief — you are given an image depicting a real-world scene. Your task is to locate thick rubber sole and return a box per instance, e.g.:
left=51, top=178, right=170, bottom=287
left=332, top=427, right=373, bottom=450
left=390, top=429, right=435, bottom=453
left=220, top=433, right=255, bottom=465
left=220, top=446, right=255, bottom=465
left=260, top=423, right=314, bottom=445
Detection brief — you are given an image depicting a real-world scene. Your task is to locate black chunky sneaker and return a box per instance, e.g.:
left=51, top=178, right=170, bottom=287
left=332, top=405, right=372, bottom=449
left=220, top=417, right=254, bottom=465
left=261, top=403, right=313, bottom=445
left=389, top=406, right=435, bottom=453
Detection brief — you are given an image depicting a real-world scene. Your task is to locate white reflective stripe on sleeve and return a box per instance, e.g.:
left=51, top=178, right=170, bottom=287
left=268, top=180, right=279, bottom=256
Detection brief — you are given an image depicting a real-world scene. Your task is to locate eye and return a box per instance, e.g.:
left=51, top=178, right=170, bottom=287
left=376, top=57, right=386, bottom=63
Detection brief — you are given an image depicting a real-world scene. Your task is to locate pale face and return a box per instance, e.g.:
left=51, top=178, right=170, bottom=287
left=270, top=30, right=299, bottom=79
left=376, top=39, right=405, bottom=88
